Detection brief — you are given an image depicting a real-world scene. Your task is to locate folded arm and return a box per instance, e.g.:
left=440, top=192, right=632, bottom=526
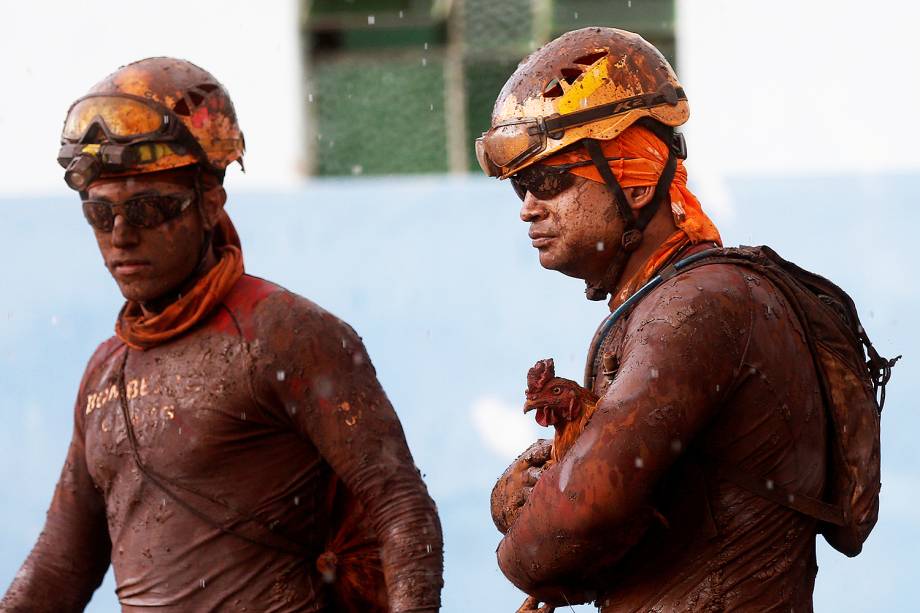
left=497, top=266, right=753, bottom=602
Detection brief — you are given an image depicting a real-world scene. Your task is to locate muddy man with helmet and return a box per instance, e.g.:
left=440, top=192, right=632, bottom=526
left=482, top=28, right=895, bottom=612
left=1, top=58, right=443, bottom=612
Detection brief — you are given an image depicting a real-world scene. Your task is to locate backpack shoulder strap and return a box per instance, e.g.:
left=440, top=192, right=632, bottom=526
left=702, top=456, right=846, bottom=526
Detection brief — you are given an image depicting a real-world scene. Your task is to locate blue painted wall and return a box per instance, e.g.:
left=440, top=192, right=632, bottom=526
left=1, top=174, right=916, bottom=611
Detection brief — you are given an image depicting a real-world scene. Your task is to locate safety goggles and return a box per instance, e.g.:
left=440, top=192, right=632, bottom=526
left=509, top=157, right=632, bottom=201
left=81, top=193, right=195, bottom=232
left=58, top=94, right=201, bottom=191
left=476, top=86, right=686, bottom=177
left=62, top=94, right=178, bottom=144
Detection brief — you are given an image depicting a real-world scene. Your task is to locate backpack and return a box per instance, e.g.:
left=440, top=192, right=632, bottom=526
left=587, top=245, right=899, bottom=556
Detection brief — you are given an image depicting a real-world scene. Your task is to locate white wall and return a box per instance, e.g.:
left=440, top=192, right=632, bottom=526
left=678, top=0, right=920, bottom=177
left=0, top=1, right=302, bottom=198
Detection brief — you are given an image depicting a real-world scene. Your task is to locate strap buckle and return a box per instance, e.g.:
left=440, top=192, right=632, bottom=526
left=672, top=132, right=688, bottom=159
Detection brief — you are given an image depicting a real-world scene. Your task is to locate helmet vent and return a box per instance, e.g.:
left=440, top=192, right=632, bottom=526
left=196, top=83, right=219, bottom=93
left=172, top=98, right=191, bottom=116
left=560, top=67, right=584, bottom=85
left=543, top=78, right=564, bottom=99
left=573, top=51, right=608, bottom=66
left=188, top=90, right=205, bottom=106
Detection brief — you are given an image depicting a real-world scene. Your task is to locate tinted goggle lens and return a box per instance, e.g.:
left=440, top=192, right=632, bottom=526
left=477, top=120, right=546, bottom=176
left=81, top=195, right=192, bottom=231
left=63, top=96, right=167, bottom=142
left=509, top=165, right=575, bottom=201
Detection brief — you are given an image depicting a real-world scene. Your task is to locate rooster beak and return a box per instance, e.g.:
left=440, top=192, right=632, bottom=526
left=523, top=401, right=536, bottom=414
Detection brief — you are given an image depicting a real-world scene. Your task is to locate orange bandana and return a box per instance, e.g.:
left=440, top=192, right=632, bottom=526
left=541, top=124, right=722, bottom=306
left=115, top=211, right=245, bottom=350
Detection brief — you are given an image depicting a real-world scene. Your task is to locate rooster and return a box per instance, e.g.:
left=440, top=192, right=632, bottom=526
left=524, top=358, right=599, bottom=464
left=513, top=360, right=600, bottom=613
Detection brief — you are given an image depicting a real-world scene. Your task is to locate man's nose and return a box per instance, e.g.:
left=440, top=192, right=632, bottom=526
left=519, top=191, right=548, bottom=222
left=111, top=215, right=140, bottom=248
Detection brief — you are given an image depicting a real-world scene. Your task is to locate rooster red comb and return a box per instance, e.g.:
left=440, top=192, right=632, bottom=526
left=527, top=358, right=556, bottom=393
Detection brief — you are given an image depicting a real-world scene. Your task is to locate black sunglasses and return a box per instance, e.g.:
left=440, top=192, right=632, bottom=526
left=81, top=193, right=195, bottom=232
left=510, top=157, right=634, bottom=201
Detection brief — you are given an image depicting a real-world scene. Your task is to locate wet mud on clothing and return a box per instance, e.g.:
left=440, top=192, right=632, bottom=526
left=1, top=275, right=443, bottom=612
left=497, top=259, right=826, bottom=612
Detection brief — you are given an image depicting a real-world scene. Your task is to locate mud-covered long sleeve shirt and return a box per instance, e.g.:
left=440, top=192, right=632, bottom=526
left=496, top=262, right=826, bottom=612
left=2, top=275, right=443, bottom=612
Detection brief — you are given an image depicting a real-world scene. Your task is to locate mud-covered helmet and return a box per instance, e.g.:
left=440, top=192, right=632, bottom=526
left=476, top=27, right=688, bottom=179
left=58, top=57, right=245, bottom=190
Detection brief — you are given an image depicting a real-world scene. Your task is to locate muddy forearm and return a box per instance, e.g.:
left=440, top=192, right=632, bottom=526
left=496, top=499, right=652, bottom=601
left=362, top=468, right=443, bottom=612
left=2, top=434, right=111, bottom=611
left=1, top=515, right=111, bottom=612
left=316, top=381, right=444, bottom=612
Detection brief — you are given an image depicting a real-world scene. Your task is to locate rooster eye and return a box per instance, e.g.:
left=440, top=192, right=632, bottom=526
left=551, top=386, right=561, bottom=395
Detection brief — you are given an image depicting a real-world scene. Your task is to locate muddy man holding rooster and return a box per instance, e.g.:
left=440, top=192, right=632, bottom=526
left=480, top=28, right=889, bottom=613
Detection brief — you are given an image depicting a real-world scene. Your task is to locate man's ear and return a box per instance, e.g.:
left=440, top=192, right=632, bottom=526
left=624, top=185, right=655, bottom=210
left=199, top=184, right=227, bottom=230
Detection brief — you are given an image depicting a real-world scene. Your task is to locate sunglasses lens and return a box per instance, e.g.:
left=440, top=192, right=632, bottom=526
left=510, top=176, right=528, bottom=201
left=81, top=195, right=191, bottom=231
left=511, top=166, right=575, bottom=201
left=124, top=196, right=172, bottom=228
left=82, top=201, right=114, bottom=231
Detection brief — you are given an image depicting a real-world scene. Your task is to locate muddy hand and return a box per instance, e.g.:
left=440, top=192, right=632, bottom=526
left=516, top=595, right=556, bottom=613
left=491, top=439, right=553, bottom=534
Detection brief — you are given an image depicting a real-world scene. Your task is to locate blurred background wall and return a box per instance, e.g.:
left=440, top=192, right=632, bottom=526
left=300, top=0, right=675, bottom=175
left=1, top=1, right=918, bottom=612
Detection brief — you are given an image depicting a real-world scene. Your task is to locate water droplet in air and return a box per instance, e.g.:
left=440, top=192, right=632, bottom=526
left=351, top=165, right=363, bottom=176
left=596, top=241, right=605, bottom=251
left=634, top=457, right=644, bottom=468
left=650, top=368, right=659, bottom=379
left=276, top=370, right=286, bottom=381
left=200, top=578, right=207, bottom=589
left=294, top=496, right=300, bottom=505
left=765, top=479, right=774, bottom=491
left=50, top=315, right=59, bottom=326
left=670, top=439, right=682, bottom=453
left=367, top=15, right=375, bottom=25
left=422, top=57, right=427, bottom=67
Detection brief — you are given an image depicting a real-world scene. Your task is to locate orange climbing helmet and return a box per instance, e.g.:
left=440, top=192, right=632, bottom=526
left=58, top=57, right=245, bottom=190
left=476, top=27, right=688, bottom=179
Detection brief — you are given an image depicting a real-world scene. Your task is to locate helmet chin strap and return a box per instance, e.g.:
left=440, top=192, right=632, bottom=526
left=583, top=129, right=678, bottom=301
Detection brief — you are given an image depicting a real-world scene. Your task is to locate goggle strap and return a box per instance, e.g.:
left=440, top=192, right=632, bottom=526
left=543, top=87, right=686, bottom=135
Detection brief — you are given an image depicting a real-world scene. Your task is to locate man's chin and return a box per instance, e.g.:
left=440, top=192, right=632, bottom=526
left=537, top=252, right=584, bottom=280
left=115, top=279, right=167, bottom=304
